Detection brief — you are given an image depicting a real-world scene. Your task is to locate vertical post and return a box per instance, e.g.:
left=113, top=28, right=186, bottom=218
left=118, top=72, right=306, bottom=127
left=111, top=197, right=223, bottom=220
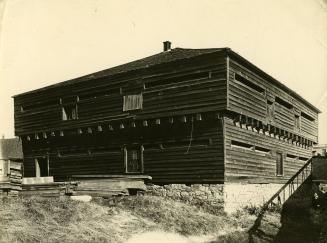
left=124, top=146, right=128, bottom=173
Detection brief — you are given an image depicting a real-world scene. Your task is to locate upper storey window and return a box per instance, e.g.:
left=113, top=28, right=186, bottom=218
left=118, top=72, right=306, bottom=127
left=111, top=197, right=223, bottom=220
left=301, top=112, right=315, bottom=122
left=62, top=104, right=78, bottom=120
left=294, top=115, right=300, bottom=129
left=61, top=96, right=79, bottom=121
left=267, top=100, right=274, bottom=120
left=275, top=97, right=293, bottom=110
left=123, top=94, right=143, bottom=111
left=234, top=73, right=265, bottom=94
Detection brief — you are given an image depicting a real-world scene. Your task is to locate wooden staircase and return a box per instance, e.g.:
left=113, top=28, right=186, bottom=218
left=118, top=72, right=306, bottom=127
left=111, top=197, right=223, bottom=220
left=265, top=158, right=312, bottom=208
left=248, top=158, right=313, bottom=242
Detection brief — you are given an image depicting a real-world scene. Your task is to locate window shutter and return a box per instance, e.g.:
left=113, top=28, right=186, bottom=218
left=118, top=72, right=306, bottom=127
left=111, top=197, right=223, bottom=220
left=123, top=94, right=143, bottom=111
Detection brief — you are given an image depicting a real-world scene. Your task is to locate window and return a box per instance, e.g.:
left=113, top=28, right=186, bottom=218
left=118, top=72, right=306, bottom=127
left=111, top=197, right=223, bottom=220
left=35, top=157, right=49, bottom=177
left=294, top=115, right=300, bottom=129
left=59, top=148, right=88, bottom=157
left=22, top=99, right=58, bottom=111
left=301, top=112, right=315, bottom=122
left=124, top=146, right=143, bottom=173
left=145, top=71, right=209, bottom=89
left=231, top=140, right=253, bottom=150
left=275, top=97, right=293, bottom=110
left=267, top=100, right=274, bottom=120
left=123, top=94, right=143, bottom=111
left=276, top=153, right=283, bottom=176
left=286, top=154, right=298, bottom=160
left=62, top=104, right=78, bottom=120
left=255, top=146, right=271, bottom=154
left=0, top=161, right=8, bottom=175
left=234, top=74, right=265, bottom=94
left=163, top=139, right=210, bottom=149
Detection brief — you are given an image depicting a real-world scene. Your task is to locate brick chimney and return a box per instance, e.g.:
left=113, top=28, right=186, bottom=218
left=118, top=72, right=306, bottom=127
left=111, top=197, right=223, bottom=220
left=163, top=41, right=172, bottom=52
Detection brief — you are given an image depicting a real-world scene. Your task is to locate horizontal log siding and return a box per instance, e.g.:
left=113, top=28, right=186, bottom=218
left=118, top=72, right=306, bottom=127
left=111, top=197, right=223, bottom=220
left=143, top=120, right=224, bottom=184
left=22, top=119, right=224, bottom=184
left=227, top=58, right=319, bottom=143
left=224, top=118, right=312, bottom=183
left=14, top=53, right=227, bottom=136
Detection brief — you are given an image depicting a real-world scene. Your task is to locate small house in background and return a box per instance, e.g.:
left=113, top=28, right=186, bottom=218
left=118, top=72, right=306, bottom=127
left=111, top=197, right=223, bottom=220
left=12, top=42, right=321, bottom=209
left=0, top=138, right=23, bottom=194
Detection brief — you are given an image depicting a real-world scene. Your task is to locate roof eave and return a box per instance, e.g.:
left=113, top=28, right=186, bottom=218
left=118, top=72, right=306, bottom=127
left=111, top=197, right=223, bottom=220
left=227, top=49, right=321, bottom=114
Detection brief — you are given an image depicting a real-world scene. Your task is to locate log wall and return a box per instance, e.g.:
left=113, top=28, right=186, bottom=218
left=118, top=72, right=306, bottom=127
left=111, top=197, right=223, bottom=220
left=22, top=119, right=224, bottom=184
left=14, top=53, right=227, bottom=136
left=227, top=58, right=319, bottom=143
left=224, top=117, right=312, bottom=183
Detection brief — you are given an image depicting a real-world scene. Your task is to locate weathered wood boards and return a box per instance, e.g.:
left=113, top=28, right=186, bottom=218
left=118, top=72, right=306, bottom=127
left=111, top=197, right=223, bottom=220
left=0, top=161, right=22, bottom=194
left=13, top=46, right=320, bottom=185
left=21, top=181, right=78, bottom=197
left=71, top=175, right=151, bottom=197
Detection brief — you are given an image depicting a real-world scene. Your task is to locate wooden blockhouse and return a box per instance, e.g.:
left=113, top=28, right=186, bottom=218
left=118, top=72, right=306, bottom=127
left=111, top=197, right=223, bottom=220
left=13, top=42, right=320, bottom=185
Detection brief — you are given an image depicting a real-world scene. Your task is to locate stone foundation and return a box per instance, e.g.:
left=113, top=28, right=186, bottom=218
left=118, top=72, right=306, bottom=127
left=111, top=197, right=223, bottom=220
left=146, top=184, right=224, bottom=209
left=146, top=183, right=283, bottom=213
left=223, top=183, right=282, bottom=213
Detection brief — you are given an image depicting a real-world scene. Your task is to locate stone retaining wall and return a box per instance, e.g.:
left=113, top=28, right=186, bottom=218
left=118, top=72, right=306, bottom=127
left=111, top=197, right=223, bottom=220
left=146, top=184, right=224, bottom=208
left=146, top=183, right=283, bottom=213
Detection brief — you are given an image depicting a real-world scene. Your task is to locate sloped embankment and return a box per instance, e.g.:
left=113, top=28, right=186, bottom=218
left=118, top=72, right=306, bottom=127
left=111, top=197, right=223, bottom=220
left=0, top=195, right=280, bottom=243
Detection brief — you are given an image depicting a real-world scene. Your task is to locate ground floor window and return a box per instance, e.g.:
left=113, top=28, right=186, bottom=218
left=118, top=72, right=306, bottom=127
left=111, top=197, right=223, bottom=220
left=276, top=152, right=284, bottom=176
left=35, top=157, right=49, bottom=177
left=124, top=145, right=143, bottom=173
left=0, top=161, right=8, bottom=175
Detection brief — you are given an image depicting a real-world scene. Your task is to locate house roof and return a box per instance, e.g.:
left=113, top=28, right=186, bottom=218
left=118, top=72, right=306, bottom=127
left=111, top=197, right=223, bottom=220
left=13, top=47, right=321, bottom=113
left=0, top=138, right=23, bottom=160
left=13, top=47, right=226, bottom=95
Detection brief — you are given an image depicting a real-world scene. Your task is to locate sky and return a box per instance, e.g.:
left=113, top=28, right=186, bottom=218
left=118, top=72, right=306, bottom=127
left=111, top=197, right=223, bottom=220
left=0, top=0, right=326, bottom=143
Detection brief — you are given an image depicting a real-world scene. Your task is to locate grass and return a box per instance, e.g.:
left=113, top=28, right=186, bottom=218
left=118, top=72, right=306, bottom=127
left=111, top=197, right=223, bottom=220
left=0, top=195, right=280, bottom=243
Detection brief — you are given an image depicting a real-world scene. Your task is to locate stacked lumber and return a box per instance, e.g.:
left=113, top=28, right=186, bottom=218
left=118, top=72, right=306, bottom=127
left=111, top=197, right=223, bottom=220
left=0, top=161, right=22, bottom=195
left=21, top=177, right=78, bottom=197
left=71, top=175, right=151, bottom=197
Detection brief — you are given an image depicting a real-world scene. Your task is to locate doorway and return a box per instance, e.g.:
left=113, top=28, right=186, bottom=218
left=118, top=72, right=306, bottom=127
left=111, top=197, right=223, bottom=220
left=35, top=157, right=49, bottom=177
left=124, top=146, right=143, bottom=173
left=276, top=152, right=284, bottom=176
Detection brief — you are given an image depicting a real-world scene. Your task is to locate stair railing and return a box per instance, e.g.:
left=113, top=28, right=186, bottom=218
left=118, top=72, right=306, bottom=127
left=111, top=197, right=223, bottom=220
left=248, top=157, right=313, bottom=243
left=264, top=157, right=312, bottom=209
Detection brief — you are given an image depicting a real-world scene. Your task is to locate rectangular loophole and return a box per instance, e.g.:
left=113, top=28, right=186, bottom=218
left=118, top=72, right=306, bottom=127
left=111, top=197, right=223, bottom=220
left=234, top=74, right=265, bottom=94
left=275, top=97, right=293, bottom=110
left=255, top=146, right=271, bottom=154
left=231, top=140, right=253, bottom=150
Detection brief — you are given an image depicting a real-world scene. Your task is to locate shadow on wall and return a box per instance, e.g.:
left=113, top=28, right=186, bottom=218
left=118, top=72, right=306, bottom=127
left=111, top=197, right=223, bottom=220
left=248, top=177, right=324, bottom=243
left=272, top=178, right=322, bottom=243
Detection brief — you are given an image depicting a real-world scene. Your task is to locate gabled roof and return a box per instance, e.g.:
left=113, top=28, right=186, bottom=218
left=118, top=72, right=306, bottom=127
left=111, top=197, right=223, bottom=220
left=13, top=47, right=320, bottom=113
left=13, top=47, right=227, bottom=96
left=0, top=138, right=23, bottom=160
